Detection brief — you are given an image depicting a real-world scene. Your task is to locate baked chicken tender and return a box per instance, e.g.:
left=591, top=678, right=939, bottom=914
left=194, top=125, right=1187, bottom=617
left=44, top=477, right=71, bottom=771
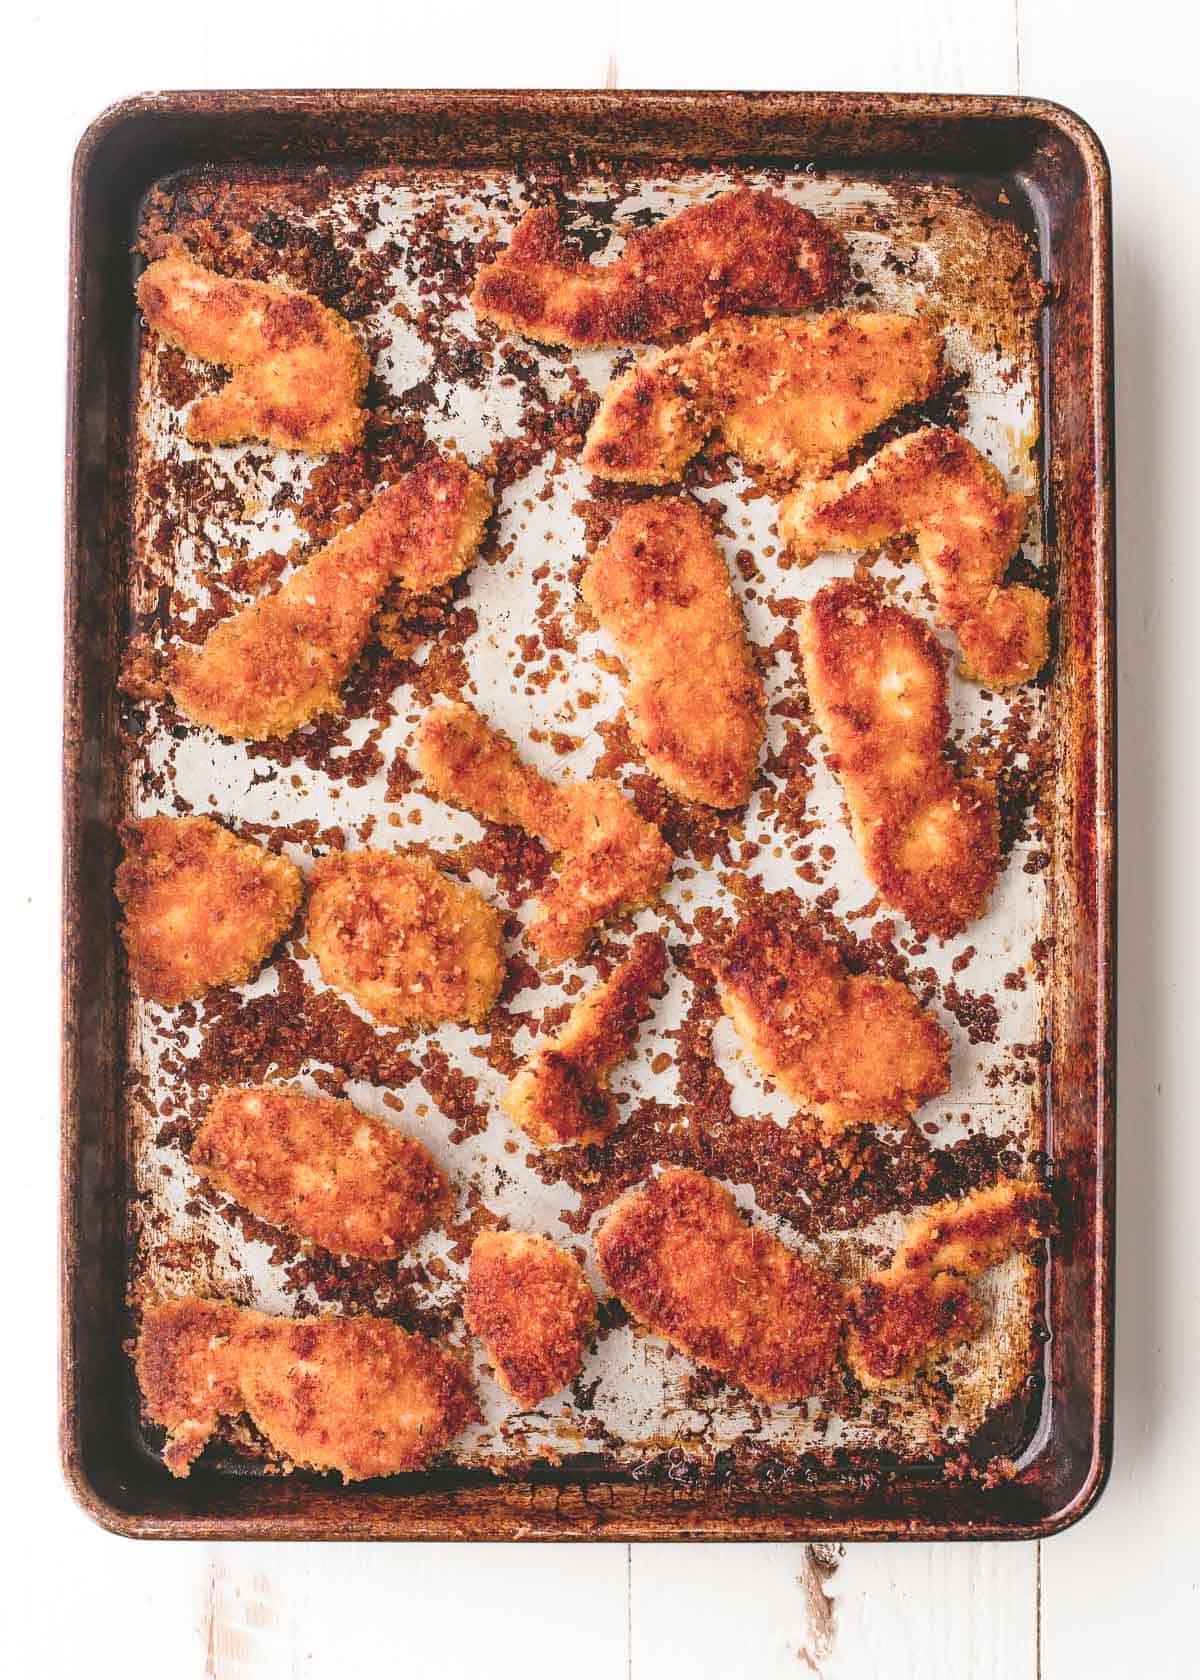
left=466, top=1231, right=597, bottom=1408
left=306, top=848, right=505, bottom=1027
left=594, top=1168, right=845, bottom=1402
left=116, top=815, right=302, bottom=1006
left=137, top=253, right=369, bottom=453
left=472, top=189, right=848, bottom=348
left=802, top=579, right=1000, bottom=939
left=847, top=1178, right=1050, bottom=1389
left=780, top=426, right=1049, bottom=689
left=171, top=457, right=491, bottom=740
left=415, top=702, right=672, bottom=964
left=583, top=312, right=943, bottom=485
left=707, top=912, right=950, bottom=1137
left=192, top=1085, right=449, bottom=1260
left=503, top=933, right=668, bottom=1147
left=581, top=501, right=765, bottom=807
left=136, top=1297, right=479, bottom=1480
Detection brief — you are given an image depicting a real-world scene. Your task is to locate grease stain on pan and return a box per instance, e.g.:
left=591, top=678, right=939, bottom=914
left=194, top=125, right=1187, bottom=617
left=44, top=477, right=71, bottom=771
left=122, top=160, right=1052, bottom=1480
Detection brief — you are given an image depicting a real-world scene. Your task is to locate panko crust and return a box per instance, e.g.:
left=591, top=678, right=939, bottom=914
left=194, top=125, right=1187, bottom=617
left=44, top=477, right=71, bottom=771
left=115, top=815, right=302, bottom=1006
left=415, top=702, right=672, bottom=963
left=847, top=1178, right=1051, bottom=1389
left=503, top=933, right=668, bottom=1147
left=707, top=912, right=951, bottom=1136
left=472, top=189, right=848, bottom=348
left=581, top=500, right=766, bottom=808
left=136, top=1297, right=479, bottom=1480
left=780, top=426, right=1049, bottom=688
left=192, top=1085, right=450, bottom=1260
left=594, top=1169, right=845, bottom=1403
left=465, top=1231, right=597, bottom=1408
left=306, top=848, right=505, bottom=1027
left=171, top=457, right=491, bottom=740
left=801, top=579, right=1000, bottom=939
left=583, top=312, right=943, bottom=485
left=138, top=252, right=369, bottom=453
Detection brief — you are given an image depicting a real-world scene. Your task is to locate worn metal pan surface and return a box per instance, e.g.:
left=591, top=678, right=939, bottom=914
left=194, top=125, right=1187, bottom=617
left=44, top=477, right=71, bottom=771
left=62, top=90, right=1113, bottom=1539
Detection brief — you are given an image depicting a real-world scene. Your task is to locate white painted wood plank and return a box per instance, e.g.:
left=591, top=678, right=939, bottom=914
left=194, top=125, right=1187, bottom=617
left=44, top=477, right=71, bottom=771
left=1014, top=3, right=1200, bottom=1668
left=200, top=1543, right=629, bottom=1678
left=630, top=1542, right=1038, bottom=1680
left=613, top=0, right=1018, bottom=92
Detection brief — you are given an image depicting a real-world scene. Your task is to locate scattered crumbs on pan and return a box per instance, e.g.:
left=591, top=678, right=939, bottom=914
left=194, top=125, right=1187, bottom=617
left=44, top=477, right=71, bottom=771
left=123, top=160, right=1053, bottom=1485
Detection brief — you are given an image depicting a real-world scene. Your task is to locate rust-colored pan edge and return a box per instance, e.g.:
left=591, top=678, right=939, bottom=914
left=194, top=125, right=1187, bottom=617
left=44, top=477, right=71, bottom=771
left=61, top=88, right=1115, bottom=1541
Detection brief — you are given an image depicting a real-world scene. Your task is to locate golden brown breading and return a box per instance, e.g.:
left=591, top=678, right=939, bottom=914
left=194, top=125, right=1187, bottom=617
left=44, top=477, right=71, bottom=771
left=415, top=702, right=672, bottom=964
left=171, top=457, right=491, bottom=740
left=465, top=1231, right=597, bottom=1408
left=306, top=848, right=504, bottom=1027
left=138, top=252, right=369, bottom=453
left=115, top=815, right=302, bottom=1006
left=581, top=501, right=765, bottom=807
left=503, top=934, right=668, bottom=1147
left=583, top=312, right=943, bottom=485
left=594, top=1169, right=845, bottom=1402
left=801, top=578, right=1000, bottom=938
left=706, top=912, right=950, bottom=1137
left=136, top=1297, right=479, bottom=1480
left=472, top=189, right=848, bottom=348
left=192, top=1085, right=449, bottom=1260
left=780, top=426, right=1049, bottom=688
left=847, top=1179, right=1051, bottom=1388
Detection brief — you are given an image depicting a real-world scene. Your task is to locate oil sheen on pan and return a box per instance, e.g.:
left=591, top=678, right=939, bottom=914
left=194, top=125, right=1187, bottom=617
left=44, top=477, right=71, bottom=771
left=121, top=160, right=1053, bottom=1484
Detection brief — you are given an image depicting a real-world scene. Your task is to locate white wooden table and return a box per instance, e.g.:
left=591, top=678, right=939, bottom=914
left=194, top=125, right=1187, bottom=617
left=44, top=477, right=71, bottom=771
left=6, top=2, right=1196, bottom=1673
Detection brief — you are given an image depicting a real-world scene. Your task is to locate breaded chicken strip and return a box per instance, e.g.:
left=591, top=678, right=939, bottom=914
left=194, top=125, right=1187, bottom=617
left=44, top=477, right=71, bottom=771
left=780, top=427, right=1049, bottom=689
left=802, top=579, right=1000, bottom=938
left=503, top=933, right=668, bottom=1147
left=581, top=501, right=765, bottom=807
left=306, top=848, right=505, bottom=1027
left=706, top=912, right=950, bottom=1137
left=192, top=1086, right=449, bottom=1260
left=136, top=1297, right=478, bottom=1479
left=594, top=1168, right=845, bottom=1402
left=415, top=703, right=672, bottom=964
left=171, top=457, right=491, bottom=740
left=473, top=189, right=847, bottom=348
left=138, top=253, right=369, bottom=453
left=116, top=815, right=302, bottom=1006
left=583, top=312, right=943, bottom=485
left=847, top=1179, right=1051, bottom=1389
left=466, top=1231, right=596, bottom=1408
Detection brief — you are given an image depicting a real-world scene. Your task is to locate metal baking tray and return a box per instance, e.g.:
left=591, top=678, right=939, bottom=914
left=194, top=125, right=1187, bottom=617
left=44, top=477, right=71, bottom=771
left=62, top=90, right=1114, bottom=1540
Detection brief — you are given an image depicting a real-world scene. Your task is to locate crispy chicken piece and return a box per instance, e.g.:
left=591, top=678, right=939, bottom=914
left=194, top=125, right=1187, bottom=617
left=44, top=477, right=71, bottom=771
left=137, top=253, right=369, bottom=453
left=581, top=501, right=765, bottom=807
left=583, top=312, right=943, bottom=485
left=706, top=912, right=950, bottom=1137
left=594, top=1169, right=845, bottom=1402
left=472, top=189, right=847, bottom=348
left=136, top=1297, right=479, bottom=1479
left=847, top=1179, right=1051, bottom=1389
left=415, top=702, right=672, bottom=964
left=192, top=1086, right=449, bottom=1260
left=115, top=815, right=302, bottom=1006
left=780, top=427, right=1049, bottom=688
left=306, top=848, right=504, bottom=1027
left=503, top=933, right=668, bottom=1147
left=466, top=1231, right=597, bottom=1408
left=801, top=579, right=1000, bottom=938
left=171, top=458, right=491, bottom=740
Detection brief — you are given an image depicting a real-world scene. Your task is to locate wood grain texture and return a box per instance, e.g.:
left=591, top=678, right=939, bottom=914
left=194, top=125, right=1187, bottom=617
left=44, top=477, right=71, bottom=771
left=1025, top=4, right=1200, bottom=1670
